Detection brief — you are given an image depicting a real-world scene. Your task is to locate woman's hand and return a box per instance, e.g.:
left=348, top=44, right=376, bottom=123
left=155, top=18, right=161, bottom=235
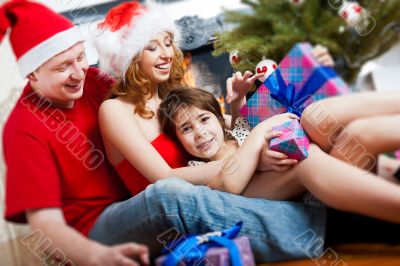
left=312, top=44, right=335, bottom=67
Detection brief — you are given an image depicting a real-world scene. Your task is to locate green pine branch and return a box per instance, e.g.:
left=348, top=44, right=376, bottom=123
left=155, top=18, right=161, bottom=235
left=213, top=0, right=400, bottom=83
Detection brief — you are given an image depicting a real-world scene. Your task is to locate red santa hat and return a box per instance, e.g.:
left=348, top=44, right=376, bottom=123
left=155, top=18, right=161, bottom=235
left=92, top=1, right=180, bottom=79
left=0, top=0, right=84, bottom=77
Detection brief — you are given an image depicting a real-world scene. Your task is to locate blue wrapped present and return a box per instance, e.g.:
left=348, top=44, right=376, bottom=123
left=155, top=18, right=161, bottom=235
left=155, top=222, right=255, bottom=266
left=240, top=42, right=349, bottom=128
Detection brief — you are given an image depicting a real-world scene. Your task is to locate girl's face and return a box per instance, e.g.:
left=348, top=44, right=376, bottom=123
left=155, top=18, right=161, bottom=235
left=174, top=106, right=225, bottom=160
left=139, top=31, right=174, bottom=83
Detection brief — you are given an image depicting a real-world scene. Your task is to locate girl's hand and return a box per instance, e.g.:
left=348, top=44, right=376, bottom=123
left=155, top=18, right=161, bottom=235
left=312, top=44, right=335, bottom=67
left=257, top=130, right=298, bottom=172
left=255, top=113, right=299, bottom=171
left=226, top=71, right=264, bottom=104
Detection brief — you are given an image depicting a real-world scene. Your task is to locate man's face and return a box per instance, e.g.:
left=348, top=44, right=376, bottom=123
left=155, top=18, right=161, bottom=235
left=28, top=42, right=89, bottom=108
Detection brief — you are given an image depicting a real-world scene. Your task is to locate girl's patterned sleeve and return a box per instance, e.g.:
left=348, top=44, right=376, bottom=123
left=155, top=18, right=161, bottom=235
left=231, top=117, right=252, bottom=146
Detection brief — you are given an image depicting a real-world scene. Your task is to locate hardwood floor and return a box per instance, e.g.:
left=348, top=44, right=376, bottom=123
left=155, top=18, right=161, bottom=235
left=1, top=239, right=400, bottom=266
left=261, top=257, right=400, bottom=266
left=261, top=243, right=400, bottom=266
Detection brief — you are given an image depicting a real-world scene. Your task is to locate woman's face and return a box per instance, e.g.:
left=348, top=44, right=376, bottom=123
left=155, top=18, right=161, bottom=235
left=174, top=106, right=225, bottom=160
left=139, top=31, right=174, bottom=83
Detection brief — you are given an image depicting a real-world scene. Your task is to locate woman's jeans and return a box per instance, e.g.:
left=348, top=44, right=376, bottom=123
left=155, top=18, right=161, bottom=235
left=89, top=178, right=326, bottom=263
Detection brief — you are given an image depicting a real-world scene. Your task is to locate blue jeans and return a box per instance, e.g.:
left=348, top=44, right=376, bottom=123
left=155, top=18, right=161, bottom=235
left=89, top=178, right=326, bottom=263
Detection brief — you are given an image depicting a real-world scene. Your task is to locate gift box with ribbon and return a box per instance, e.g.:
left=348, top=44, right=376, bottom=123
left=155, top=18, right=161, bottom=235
left=270, top=119, right=310, bottom=161
left=240, top=42, right=349, bottom=128
left=155, top=222, right=255, bottom=266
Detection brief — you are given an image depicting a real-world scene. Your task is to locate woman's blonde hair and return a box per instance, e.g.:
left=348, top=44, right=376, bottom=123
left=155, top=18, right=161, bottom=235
left=107, top=32, right=186, bottom=118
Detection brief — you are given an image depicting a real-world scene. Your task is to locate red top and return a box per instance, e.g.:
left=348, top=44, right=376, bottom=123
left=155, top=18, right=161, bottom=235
left=4, top=67, right=130, bottom=236
left=114, top=134, right=188, bottom=195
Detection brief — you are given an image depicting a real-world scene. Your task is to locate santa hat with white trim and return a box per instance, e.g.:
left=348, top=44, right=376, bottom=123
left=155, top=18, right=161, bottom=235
left=92, top=1, right=180, bottom=79
left=0, top=0, right=84, bottom=77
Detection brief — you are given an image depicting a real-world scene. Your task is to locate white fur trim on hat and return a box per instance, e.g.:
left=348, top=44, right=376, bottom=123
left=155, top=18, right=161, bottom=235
left=17, top=26, right=85, bottom=77
left=92, top=3, right=180, bottom=79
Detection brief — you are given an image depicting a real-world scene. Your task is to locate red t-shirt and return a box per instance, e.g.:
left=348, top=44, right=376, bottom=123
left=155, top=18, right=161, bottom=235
left=3, top=67, right=130, bottom=236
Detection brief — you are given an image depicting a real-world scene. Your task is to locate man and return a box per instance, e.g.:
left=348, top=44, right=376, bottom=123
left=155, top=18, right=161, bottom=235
left=2, top=1, right=148, bottom=265
left=1, top=1, right=326, bottom=265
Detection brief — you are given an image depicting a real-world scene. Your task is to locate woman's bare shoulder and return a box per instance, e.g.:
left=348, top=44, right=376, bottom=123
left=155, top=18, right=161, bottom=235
left=100, top=97, right=134, bottom=113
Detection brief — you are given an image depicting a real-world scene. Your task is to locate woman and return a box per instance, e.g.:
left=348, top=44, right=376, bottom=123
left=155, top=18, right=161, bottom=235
left=92, top=1, right=400, bottom=223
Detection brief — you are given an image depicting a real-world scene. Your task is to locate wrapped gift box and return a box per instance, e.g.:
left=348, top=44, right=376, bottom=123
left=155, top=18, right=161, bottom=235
left=240, top=42, right=349, bottom=128
left=270, top=119, right=310, bottom=161
left=155, top=236, right=255, bottom=266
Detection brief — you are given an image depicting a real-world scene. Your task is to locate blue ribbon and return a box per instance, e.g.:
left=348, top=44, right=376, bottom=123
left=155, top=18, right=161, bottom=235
left=264, top=67, right=337, bottom=117
left=162, top=222, right=243, bottom=266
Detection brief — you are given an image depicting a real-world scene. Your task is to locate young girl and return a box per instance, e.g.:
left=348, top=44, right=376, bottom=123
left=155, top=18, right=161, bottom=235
left=158, top=87, right=400, bottom=223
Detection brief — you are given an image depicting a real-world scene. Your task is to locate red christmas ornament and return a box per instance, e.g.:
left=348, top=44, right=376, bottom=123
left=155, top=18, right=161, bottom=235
left=229, top=50, right=241, bottom=65
left=338, top=1, right=366, bottom=27
left=255, top=58, right=277, bottom=82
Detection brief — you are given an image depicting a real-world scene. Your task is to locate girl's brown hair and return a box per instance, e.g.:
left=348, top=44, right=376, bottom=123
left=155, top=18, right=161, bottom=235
left=158, top=87, right=226, bottom=140
left=107, top=32, right=185, bottom=118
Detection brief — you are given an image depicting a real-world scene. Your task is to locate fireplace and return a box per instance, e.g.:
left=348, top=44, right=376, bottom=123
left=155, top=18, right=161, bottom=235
left=177, top=14, right=236, bottom=114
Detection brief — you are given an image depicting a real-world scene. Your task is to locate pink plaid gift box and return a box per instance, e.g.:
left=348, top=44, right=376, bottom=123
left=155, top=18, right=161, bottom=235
left=240, top=42, right=349, bottom=128
left=270, top=119, right=310, bottom=161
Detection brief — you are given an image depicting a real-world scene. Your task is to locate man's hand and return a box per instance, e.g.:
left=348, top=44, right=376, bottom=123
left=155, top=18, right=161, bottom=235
left=26, top=209, right=149, bottom=266
left=90, top=243, right=149, bottom=266
left=312, top=44, right=335, bottom=67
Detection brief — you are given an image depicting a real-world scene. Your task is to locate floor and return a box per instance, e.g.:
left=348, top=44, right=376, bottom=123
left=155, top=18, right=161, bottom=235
left=1, top=238, right=400, bottom=266
left=263, top=243, right=400, bottom=266
left=263, top=257, right=400, bottom=266
left=0, top=238, right=43, bottom=266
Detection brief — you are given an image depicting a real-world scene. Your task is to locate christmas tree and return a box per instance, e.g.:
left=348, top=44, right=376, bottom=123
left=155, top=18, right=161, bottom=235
left=213, top=0, right=400, bottom=83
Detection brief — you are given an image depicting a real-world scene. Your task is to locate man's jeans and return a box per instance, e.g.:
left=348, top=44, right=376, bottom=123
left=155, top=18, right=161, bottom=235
left=89, top=178, right=326, bottom=263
